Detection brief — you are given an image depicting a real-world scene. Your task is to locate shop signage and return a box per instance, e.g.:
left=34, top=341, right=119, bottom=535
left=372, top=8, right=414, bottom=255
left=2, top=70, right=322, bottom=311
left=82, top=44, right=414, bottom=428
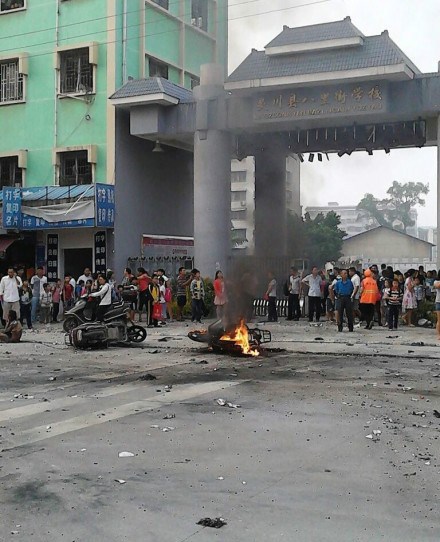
left=47, top=234, right=59, bottom=281
left=94, top=231, right=107, bottom=275
left=253, top=82, right=388, bottom=122
left=96, top=184, right=115, bottom=227
left=2, top=187, right=22, bottom=229
left=21, top=217, right=94, bottom=230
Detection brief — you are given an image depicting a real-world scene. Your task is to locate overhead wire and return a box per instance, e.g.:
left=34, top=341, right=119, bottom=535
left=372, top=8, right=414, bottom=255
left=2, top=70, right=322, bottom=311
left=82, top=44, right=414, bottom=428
left=0, top=0, right=267, bottom=41
left=0, top=0, right=334, bottom=60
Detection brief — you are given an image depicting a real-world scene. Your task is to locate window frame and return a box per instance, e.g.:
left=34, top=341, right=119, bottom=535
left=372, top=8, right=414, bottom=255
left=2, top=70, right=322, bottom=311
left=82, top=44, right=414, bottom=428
left=0, top=53, right=28, bottom=105
left=55, top=42, right=98, bottom=97
left=53, top=146, right=97, bottom=186
left=0, top=150, right=27, bottom=188
left=0, top=0, right=26, bottom=15
left=148, top=57, right=169, bottom=80
left=191, top=0, right=208, bottom=32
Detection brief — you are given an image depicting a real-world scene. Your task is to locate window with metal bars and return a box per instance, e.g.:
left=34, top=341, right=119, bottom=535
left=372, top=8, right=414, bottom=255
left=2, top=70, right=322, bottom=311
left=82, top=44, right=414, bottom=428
left=0, top=0, right=25, bottom=12
left=59, top=48, right=93, bottom=94
left=0, top=60, right=24, bottom=103
left=0, top=156, right=22, bottom=188
left=59, top=151, right=92, bottom=186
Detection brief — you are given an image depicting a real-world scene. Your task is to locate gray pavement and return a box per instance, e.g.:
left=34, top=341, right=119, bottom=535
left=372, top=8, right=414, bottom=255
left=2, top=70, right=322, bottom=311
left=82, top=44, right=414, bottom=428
left=0, top=318, right=439, bottom=541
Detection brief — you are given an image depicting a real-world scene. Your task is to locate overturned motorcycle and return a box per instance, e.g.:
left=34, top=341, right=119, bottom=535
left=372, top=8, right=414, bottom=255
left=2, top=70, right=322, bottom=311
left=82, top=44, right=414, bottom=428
left=64, top=297, right=146, bottom=348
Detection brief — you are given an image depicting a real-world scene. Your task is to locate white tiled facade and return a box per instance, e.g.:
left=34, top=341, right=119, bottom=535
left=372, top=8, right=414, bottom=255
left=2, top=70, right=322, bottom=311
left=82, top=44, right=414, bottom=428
left=231, top=155, right=301, bottom=253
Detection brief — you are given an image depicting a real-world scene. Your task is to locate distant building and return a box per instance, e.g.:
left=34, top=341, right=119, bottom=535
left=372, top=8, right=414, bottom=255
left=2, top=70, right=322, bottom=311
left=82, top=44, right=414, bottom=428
left=341, top=225, right=433, bottom=271
left=231, top=156, right=301, bottom=253
left=417, top=227, right=437, bottom=262
left=305, top=202, right=418, bottom=238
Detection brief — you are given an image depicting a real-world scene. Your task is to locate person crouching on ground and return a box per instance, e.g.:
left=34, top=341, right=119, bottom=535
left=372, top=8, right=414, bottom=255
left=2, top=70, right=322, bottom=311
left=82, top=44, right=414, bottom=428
left=90, top=275, right=112, bottom=321
left=0, top=310, right=23, bottom=343
left=360, top=269, right=380, bottom=330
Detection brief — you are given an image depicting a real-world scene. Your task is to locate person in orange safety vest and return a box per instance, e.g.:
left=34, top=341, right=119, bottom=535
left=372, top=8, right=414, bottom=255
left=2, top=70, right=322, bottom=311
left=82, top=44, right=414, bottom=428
left=360, top=269, right=380, bottom=329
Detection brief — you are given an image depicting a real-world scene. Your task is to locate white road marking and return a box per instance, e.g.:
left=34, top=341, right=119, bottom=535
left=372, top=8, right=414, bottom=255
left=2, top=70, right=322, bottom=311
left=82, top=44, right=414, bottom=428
left=0, top=382, right=151, bottom=422
left=2, top=380, right=243, bottom=450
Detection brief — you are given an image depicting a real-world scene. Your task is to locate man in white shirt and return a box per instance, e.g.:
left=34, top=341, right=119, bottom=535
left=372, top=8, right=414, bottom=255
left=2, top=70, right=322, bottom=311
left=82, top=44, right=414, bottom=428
left=349, top=267, right=361, bottom=319
left=302, top=266, right=323, bottom=322
left=30, top=266, right=47, bottom=323
left=0, top=268, right=22, bottom=319
left=287, top=267, right=301, bottom=321
left=78, top=267, right=92, bottom=285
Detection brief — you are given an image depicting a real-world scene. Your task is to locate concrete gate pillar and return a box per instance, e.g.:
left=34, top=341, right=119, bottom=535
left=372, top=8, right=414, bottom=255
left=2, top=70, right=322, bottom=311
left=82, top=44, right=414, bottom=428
left=254, top=149, right=287, bottom=257
left=193, top=64, right=231, bottom=277
left=437, top=116, right=440, bottom=269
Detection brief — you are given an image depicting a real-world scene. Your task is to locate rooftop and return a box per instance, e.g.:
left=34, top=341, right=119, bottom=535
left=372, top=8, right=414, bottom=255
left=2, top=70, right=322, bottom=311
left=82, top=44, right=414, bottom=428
left=227, top=19, right=421, bottom=90
left=265, top=17, right=363, bottom=48
left=110, top=77, right=194, bottom=106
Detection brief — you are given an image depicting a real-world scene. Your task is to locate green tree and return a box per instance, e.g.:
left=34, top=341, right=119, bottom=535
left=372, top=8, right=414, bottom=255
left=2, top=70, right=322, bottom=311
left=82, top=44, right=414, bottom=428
left=287, top=211, right=346, bottom=266
left=357, top=181, right=429, bottom=233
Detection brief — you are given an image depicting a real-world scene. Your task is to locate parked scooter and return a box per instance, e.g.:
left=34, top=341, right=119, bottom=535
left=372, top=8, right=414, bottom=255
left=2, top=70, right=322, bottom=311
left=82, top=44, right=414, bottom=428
left=63, top=296, right=146, bottom=343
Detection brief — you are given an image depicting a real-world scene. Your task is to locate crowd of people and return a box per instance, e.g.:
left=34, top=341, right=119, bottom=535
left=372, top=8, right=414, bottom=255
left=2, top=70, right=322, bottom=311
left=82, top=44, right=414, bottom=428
left=283, top=264, right=440, bottom=338
left=0, top=264, right=219, bottom=336
left=0, top=261, right=439, bottom=342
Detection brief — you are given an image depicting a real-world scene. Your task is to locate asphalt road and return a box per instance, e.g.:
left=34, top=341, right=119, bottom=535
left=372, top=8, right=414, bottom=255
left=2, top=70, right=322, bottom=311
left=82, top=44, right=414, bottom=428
left=0, top=320, right=439, bottom=541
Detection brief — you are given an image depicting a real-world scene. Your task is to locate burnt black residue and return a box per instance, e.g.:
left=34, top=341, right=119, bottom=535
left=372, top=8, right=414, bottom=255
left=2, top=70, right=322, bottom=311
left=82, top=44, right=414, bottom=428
left=11, top=481, right=62, bottom=510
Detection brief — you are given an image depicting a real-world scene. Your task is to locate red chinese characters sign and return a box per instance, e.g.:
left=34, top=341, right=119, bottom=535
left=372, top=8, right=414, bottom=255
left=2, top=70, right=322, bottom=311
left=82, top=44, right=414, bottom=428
left=254, top=83, right=387, bottom=122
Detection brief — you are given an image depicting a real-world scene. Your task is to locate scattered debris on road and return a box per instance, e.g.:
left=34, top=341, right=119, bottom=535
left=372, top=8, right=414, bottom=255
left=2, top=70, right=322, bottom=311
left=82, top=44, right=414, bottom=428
left=139, top=374, right=157, bottom=381
left=215, top=398, right=241, bottom=409
left=197, top=517, right=227, bottom=529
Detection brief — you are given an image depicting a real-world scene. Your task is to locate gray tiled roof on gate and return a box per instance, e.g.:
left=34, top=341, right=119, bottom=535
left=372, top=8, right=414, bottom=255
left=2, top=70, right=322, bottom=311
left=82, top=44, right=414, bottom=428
left=110, top=77, right=194, bottom=103
left=265, top=17, right=364, bottom=48
left=228, top=32, right=421, bottom=83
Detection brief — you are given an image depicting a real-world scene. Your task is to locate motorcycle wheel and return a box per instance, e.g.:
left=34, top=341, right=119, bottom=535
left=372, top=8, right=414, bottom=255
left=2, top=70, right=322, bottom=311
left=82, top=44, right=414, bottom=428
left=127, top=325, right=147, bottom=343
left=63, top=316, right=79, bottom=333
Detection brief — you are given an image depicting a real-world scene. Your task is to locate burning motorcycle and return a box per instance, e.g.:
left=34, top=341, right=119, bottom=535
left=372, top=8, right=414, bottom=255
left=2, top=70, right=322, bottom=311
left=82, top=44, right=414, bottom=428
left=188, top=319, right=271, bottom=356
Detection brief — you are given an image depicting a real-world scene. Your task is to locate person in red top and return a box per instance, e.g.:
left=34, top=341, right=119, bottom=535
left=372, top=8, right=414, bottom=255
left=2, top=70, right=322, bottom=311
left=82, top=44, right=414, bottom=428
left=61, top=275, right=74, bottom=311
left=137, top=267, right=152, bottom=323
left=213, top=270, right=227, bottom=320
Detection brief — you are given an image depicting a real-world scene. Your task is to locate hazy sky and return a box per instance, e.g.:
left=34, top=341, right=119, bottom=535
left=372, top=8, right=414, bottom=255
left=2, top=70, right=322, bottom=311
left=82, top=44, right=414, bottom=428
left=228, top=0, right=440, bottom=227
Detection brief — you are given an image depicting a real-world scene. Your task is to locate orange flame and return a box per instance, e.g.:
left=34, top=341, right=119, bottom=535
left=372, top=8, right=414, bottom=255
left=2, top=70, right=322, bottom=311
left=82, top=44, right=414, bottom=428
left=220, top=320, right=260, bottom=357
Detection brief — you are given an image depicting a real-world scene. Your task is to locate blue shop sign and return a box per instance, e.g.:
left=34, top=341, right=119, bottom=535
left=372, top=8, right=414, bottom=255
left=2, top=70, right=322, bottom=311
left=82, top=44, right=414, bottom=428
left=21, top=215, right=95, bottom=230
left=2, top=187, right=22, bottom=229
left=95, top=183, right=115, bottom=227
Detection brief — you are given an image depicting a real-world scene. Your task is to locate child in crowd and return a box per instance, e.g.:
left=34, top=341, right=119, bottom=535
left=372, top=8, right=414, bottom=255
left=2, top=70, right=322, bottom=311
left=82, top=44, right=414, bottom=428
left=40, top=283, right=53, bottom=324
left=383, top=279, right=403, bottom=330
left=51, top=279, right=62, bottom=323
left=414, top=276, right=425, bottom=307
left=381, top=279, right=391, bottom=327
